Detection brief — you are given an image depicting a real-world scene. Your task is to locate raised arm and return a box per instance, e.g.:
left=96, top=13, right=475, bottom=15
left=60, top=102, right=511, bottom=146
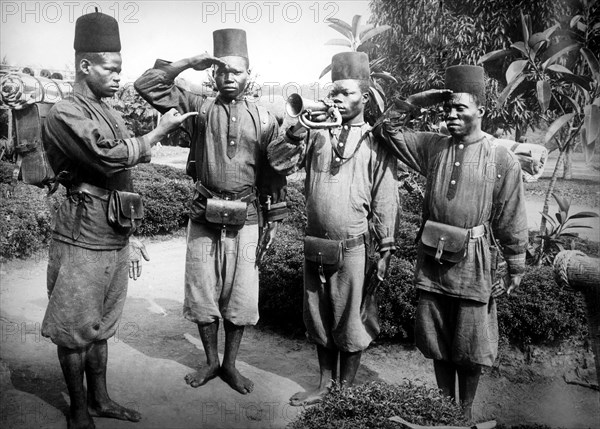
left=134, top=55, right=226, bottom=114
left=44, top=102, right=195, bottom=175
left=267, top=121, right=310, bottom=176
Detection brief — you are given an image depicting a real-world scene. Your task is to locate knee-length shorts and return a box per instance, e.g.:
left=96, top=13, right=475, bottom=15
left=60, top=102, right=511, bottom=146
left=183, top=221, right=259, bottom=326
left=42, top=240, right=129, bottom=349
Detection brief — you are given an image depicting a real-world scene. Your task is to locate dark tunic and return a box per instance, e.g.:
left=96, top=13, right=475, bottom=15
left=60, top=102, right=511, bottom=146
left=134, top=60, right=286, bottom=225
left=43, top=82, right=152, bottom=250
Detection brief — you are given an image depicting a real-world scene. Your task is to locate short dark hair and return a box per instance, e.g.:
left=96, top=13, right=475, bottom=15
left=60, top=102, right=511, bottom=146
left=74, top=52, right=108, bottom=79
left=358, top=79, right=371, bottom=94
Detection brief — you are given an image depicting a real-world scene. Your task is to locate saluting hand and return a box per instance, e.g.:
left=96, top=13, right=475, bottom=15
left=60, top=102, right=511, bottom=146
left=187, top=53, right=227, bottom=71
left=407, top=89, right=453, bottom=108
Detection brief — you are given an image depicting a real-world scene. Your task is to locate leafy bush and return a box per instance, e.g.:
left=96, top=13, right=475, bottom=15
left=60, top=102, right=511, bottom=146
left=132, top=163, right=193, bottom=235
left=259, top=222, right=305, bottom=332
left=0, top=181, right=59, bottom=259
left=376, top=257, right=417, bottom=341
left=497, top=265, right=587, bottom=347
left=1, top=163, right=193, bottom=259
left=288, top=381, right=467, bottom=429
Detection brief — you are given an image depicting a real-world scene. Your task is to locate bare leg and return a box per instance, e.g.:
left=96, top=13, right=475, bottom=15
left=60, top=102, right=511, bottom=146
left=433, top=359, right=456, bottom=400
left=457, top=364, right=482, bottom=422
left=290, top=345, right=338, bottom=406
left=185, top=320, right=220, bottom=387
left=85, top=339, right=141, bottom=422
left=57, top=345, right=95, bottom=429
left=220, top=320, right=254, bottom=394
left=339, top=350, right=362, bottom=387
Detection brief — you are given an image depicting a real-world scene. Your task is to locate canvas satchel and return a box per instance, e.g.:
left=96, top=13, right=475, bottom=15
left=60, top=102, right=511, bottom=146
left=421, top=220, right=469, bottom=264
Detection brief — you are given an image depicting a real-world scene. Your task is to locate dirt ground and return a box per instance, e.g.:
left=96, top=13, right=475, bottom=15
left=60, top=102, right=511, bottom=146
left=1, top=146, right=599, bottom=429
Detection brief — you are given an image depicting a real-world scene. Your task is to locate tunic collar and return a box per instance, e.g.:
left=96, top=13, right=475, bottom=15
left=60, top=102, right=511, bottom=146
left=72, top=82, right=103, bottom=102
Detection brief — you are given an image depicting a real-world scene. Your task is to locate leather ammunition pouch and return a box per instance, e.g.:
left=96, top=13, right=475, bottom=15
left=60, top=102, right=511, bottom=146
left=107, top=191, right=144, bottom=236
left=304, top=234, right=366, bottom=283
left=304, top=236, right=344, bottom=270
left=204, top=199, right=248, bottom=228
left=421, top=220, right=470, bottom=264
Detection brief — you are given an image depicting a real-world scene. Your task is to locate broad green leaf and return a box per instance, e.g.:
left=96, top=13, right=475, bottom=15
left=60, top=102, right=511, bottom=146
left=576, top=22, right=587, bottom=32
left=371, top=72, right=398, bottom=83
left=581, top=47, right=600, bottom=79
left=506, top=60, right=528, bottom=84
left=546, top=64, right=573, bottom=74
left=563, top=223, right=594, bottom=230
left=540, top=212, right=558, bottom=229
left=567, top=211, right=600, bottom=220
left=541, top=42, right=580, bottom=69
left=351, top=15, right=362, bottom=39
left=528, top=32, right=548, bottom=54
left=552, top=192, right=570, bottom=213
left=498, top=74, right=526, bottom=105
left=542, top=23, right=560, bottom=40
left=319, top=64, right=332, bottom=79
left=478, top=49, right=514, bottom=65
left=369, top=87, right=385, bottom=114
left=325, top=39, right=352, bottom=48
left=510, top=41, right=528, bottom=56
left=582, top=127, right=596, bottom=163
left=520, top=10, right=530, bottom=45
left=570, top=15, right=582, bottom=28
left=584, top=104, right=600, bottom=146
left=558, top=73, right=592, bottom=91
left=326, top=18, right=353, bottom=39
left=544, top=113, right=576, bottom=145
left=555, top=211, right=564, bottom=224
left=359, top=24, right=374, bottom=38
left=359, top=25, right=391, bottom=43
left=536, top=80, right=551, bottom=111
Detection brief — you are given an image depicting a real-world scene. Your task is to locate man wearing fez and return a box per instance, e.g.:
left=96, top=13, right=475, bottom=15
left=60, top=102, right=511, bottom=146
left=267, top=52, right=398, bottom=405
left=374, top=65, right=528, bottom=420
left=135, top=29, right=286, bottom=394
left=41, top=11, right=194, bottom=428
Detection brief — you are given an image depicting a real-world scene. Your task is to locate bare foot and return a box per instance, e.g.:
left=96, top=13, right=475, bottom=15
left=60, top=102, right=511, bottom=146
left=220, top=365, right=254, bottom=394
left=67, top=408, right=95, bottom=429
left=289, top=386, right=330, bottom=406
left=184, top=364, right=220, bottom=388
left=89, top=400, right=141, bottom=422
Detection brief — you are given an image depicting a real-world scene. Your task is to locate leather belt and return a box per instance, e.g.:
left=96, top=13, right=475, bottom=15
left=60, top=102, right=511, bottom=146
left=69, top=182, right=111, bottom=198
left=344, top=233, right=367, bottom=250
left=195, top=182, right=257, bottom=203
left=469, top=224, right=486, bottom=239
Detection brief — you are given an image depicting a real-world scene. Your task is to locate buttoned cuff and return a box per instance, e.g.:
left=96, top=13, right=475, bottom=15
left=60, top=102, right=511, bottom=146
left=265, top=202, right=288, bottom=222
left=126, top=136, right=152, bottom=165
left=505, top=253, right=526, bottom=275
left=378, top=237, right=396, bottom=253
left=286, top=127, right=306, bottom=143
left=152, top=59, right=179, bottom=81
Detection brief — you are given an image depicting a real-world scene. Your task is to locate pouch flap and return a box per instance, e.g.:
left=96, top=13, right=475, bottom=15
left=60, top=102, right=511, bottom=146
left=421, top=220, right=469, bottom=253
left=204, top=199, right=247, bottom=226
left=304, top=236, right=343, bottom=265
left=116, top=191, right=144, bottom=220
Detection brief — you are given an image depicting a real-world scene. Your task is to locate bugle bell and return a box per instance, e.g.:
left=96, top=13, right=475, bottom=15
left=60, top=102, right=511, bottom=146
left=285, top=93, right=342, bottom=129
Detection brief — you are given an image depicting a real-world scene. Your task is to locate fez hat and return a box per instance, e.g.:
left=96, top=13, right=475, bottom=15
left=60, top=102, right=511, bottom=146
left=74, top=10, right=121, bottom=52
left=445, top=65, right=485, bottom=100
left=213, top=29, right=248, bottom=60
left=331, top=52, right=371, bottom=81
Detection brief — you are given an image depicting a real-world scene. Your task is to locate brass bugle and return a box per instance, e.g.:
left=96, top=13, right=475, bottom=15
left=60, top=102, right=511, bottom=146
left=285, top=93, right=342, bottom=129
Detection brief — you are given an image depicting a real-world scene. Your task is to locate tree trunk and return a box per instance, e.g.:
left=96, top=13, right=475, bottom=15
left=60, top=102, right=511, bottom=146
left=554, top=251, right=600, bottom=393
left=563, top=142, right=573, bottom=180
